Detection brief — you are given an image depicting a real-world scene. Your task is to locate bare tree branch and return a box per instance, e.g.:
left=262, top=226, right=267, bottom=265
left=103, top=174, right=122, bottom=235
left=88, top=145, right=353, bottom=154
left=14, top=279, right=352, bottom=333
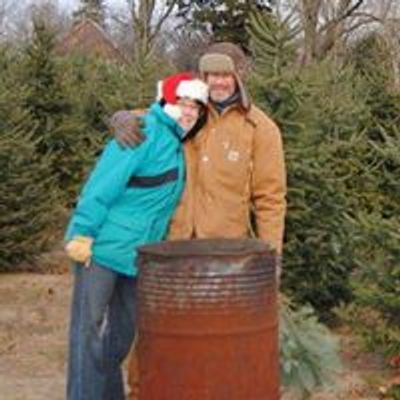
left=319, top=0, right=365, bottom=34
left=350, top=11, right=383, bottom=22
left=342, top=17, right=380, bottom=37
left=268, top=0, right=400, bottom=64
left=149, top=0, right=178, bottom=43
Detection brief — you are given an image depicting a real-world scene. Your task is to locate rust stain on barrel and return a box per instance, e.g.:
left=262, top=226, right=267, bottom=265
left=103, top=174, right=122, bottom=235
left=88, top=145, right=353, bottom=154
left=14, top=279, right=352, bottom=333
left=137, top=239, right=280, bottom=400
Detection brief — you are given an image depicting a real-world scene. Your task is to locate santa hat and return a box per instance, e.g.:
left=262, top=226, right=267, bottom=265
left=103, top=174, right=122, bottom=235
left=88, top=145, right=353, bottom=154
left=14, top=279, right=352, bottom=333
left=157, top=72, right=209, bottom=120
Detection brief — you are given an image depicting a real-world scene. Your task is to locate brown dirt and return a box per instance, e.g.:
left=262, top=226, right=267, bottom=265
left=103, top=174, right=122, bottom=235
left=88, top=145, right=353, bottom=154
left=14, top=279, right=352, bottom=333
left=0, top=272, right=71, bottom=400
left=0, top=268, right=396, bottom=400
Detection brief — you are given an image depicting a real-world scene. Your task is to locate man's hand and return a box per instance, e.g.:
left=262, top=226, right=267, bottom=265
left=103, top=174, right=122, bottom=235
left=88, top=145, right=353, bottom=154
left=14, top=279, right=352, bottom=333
left=65, top=236, right=94, bottom=267
left=108, top=110, right=146, bottom=148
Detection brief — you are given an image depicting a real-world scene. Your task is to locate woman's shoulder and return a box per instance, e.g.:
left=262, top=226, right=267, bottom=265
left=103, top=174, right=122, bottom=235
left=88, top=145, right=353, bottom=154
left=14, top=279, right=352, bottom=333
left=142, top=104, right=170, bottom=136
left=144, top=103, right=163, bottom=123
left=99, top=138, right=150, bottom=162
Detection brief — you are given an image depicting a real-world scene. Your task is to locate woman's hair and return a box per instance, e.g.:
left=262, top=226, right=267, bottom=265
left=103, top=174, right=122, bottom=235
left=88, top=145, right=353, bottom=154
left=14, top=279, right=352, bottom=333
left=159, top=97, right=208, bottom=141
left=182, top=103, right=208, bottom=142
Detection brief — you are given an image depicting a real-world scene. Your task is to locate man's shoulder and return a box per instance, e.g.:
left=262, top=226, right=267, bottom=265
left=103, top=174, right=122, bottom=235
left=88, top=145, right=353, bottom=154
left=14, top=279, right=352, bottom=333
left=242, top=105, right=281, bottom=140
left=247, top=104, right=277, bottom=126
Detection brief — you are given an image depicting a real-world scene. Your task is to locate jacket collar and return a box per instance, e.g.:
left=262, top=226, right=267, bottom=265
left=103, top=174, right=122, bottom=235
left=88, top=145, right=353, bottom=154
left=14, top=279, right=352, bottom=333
left=210, top=90, right=241, bottom=114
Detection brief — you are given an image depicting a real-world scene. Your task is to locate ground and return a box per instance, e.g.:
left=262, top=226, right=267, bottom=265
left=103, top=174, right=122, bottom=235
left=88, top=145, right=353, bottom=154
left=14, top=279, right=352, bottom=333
left=0, top=273, right=69, bottom=400
left=0, top=265, right=397, bottom=400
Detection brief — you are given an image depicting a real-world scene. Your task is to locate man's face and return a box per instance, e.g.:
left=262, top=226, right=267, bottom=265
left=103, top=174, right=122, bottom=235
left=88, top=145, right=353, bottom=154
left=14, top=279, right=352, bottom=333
left=206, top=72, right=236, bottom=102
left=177, top=98, right=201, bottom=131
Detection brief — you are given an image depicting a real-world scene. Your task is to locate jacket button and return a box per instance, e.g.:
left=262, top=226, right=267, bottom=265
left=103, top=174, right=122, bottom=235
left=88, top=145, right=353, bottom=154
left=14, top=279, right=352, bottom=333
left=202, top=155, right=209, bottom=163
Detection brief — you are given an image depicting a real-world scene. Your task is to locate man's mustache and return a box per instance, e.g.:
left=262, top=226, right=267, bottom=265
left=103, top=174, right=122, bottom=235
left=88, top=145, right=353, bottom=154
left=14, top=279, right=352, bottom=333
left=210, top=86, right=230, bottom=90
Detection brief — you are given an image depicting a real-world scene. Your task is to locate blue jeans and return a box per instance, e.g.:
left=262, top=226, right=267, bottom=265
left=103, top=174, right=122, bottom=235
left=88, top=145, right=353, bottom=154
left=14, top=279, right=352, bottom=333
left=67, top=262, right=137, bottom=400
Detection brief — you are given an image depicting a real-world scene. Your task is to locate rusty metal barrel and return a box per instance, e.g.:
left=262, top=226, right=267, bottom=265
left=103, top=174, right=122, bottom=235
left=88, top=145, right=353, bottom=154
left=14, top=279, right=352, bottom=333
left=136, top=239, right=280, bottom=400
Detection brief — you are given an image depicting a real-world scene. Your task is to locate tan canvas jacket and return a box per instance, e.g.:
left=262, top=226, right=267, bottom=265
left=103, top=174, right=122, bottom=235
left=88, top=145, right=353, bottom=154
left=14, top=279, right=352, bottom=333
left=168, top=101, right=287, bottom=254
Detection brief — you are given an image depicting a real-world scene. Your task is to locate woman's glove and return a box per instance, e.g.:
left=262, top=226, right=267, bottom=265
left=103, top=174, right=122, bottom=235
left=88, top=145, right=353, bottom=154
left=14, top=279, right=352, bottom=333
left=65, top=236, right=94, bottom=266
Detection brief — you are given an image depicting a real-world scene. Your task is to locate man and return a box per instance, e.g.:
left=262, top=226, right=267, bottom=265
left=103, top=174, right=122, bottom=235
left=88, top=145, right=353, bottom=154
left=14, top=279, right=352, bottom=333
left=112, top=42, right=286, bottom=399
left=113, top=42, right=286, bottom=254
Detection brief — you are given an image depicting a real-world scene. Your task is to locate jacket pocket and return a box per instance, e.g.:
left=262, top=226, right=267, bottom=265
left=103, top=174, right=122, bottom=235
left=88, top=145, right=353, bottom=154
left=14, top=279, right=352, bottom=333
left=94, top=210, right=151, bottom=253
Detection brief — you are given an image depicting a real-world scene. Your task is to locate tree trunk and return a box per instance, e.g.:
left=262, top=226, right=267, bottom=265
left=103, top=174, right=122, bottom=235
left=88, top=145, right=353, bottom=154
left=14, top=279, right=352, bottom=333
left=301, top=0, right=322, bottom=64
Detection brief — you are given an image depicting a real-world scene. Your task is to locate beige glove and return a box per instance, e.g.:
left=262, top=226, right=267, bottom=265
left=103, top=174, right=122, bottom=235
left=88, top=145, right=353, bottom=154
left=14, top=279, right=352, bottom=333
left=65, top=236, right=93, bottom=266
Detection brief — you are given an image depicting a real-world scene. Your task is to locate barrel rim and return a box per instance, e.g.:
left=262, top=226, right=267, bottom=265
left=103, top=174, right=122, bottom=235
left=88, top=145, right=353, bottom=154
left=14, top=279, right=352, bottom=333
left=137, top=238, right=276, bottom=258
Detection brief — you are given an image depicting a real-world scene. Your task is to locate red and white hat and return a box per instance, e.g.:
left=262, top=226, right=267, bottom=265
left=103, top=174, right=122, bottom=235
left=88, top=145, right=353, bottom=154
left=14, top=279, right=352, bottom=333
left=157, top=72, right=209, bottom=120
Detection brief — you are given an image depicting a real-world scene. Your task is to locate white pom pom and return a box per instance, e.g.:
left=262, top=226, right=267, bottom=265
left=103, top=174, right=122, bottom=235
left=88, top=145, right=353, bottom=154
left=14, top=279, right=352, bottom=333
left=176, top=79, right=209, bottom=104
left=156, top=80, right=163, bottom=101
left=163, top=104, right=182, bottom=121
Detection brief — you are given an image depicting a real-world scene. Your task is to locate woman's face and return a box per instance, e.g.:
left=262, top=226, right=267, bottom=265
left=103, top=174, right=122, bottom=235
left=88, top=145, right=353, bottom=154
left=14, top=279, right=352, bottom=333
left=177, top=98, right=202, bottom=131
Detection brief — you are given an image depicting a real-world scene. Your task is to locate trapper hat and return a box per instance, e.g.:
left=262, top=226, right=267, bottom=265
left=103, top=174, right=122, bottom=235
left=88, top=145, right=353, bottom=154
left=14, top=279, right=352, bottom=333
left=199, top=42, right=248, bottom=76
left=157, top=72, right=209, bottom=120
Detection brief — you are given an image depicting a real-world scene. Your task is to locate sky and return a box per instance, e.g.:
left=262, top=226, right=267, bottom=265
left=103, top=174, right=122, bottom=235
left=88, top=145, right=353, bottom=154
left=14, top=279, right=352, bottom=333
left=58, top=0, right=129, bottom=14
left=1, top=0, right=134, bottom=38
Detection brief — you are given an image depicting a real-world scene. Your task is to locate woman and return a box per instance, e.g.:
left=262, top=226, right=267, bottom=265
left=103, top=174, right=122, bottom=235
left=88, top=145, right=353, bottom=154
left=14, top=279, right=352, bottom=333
left=64, top=72, right=208, bottom=400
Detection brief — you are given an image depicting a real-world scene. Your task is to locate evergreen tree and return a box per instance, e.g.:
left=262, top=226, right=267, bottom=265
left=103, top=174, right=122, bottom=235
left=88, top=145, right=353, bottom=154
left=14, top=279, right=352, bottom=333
left=59, top=55, right=137, bottom=203
left=332, top=32, right=400, bottom=358
left=23, top=18, right=70, bottom=155
left=249, top=11, right=400, bottom=357
left=131, top=46, right=166, bottom=108
left=174, top=0, right=273, bottom=51
left=73, top=0, right=106, bottom=27
left=248, top=11, right=370, bottom=319
left=337, top=34, right=400, bottom=357
left=22, top=19, right=173, bottom=208
left=0, top=50, right=59, bottom=269
left=21, top=20, right=108, bottom=207
left=339, top=207, right=400, bottom=358
left=280, top=300, right=342, bottom=398
left=22, top=18, right=82, bottom=205
left=0, top=120, right=59, bottom=270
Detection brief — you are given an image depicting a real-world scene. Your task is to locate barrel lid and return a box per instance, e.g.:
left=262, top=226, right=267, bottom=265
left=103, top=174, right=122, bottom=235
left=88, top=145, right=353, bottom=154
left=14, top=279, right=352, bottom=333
left=137, top=238, right=275, bottom=258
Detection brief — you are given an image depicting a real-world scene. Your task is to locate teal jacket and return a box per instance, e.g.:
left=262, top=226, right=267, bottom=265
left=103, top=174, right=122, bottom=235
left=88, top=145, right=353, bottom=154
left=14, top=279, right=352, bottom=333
left=65, top=103, right=185, bottom=276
